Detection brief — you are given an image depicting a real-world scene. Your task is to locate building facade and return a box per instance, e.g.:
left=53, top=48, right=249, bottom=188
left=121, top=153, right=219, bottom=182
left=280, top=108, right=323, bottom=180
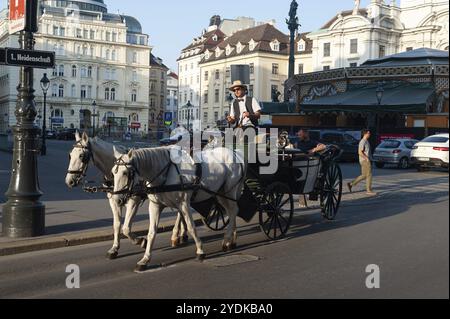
left=149, top=54, right=168, bottom=135
left=166, top=71, right=178, bottom=130
left=199, top=23, right=290, bottom=129
left=0, top=0, right=151, bottom=135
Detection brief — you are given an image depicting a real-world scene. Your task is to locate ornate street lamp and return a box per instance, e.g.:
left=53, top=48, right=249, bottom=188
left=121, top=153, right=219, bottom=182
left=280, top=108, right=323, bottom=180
left=375, top=83, right=384, bottom=144
left=92, top=100, right=97, bottom=136
left=185, top=100, right=193, bottom=132
left=39, top=73, right=50, bottom=156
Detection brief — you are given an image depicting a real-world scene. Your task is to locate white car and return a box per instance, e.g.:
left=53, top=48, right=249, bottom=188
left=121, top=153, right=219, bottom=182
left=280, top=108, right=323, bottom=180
left=411, top=134, right=449, bottom=171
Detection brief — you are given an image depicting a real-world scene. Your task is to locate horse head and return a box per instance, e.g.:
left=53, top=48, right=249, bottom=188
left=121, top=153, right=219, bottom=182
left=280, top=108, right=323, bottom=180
left=65, top=131, right=92, bottom=188
left=111, top=147, right=140, bottom=207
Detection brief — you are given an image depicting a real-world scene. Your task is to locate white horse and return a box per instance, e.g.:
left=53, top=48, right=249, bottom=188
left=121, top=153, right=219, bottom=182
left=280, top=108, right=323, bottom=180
left=65, top=132, right=189, bottom=259
left=111, top=146, right=245, bottom=271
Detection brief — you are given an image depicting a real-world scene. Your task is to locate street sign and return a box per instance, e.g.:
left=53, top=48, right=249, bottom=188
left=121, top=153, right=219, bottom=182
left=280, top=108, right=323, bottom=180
left=164, top=112, right=173, bottom=126
left=9, top=0, right=26, bottom=35
left=5, top=48, right=55, bottom=68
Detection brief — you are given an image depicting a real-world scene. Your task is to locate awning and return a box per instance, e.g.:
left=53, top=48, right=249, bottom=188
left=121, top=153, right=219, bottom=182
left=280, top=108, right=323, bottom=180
left=301, top=82, right=435, bottom=114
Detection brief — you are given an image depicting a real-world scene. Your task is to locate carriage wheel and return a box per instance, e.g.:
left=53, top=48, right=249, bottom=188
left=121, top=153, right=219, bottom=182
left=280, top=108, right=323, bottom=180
left=320, top=163, right=343, bottom=220
left=202, top=201, right=229, bottom=231
left=259, top=182, right=294, bottom=240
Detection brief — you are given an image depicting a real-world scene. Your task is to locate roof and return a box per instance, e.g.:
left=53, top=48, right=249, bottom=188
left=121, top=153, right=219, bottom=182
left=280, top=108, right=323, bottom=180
left=168, top=72, right=179, bottom=80
left=120, top=15, right=142, bottom=34
left=179, top=29, right=226, bottom=54
left=362, top=48, right=449, bottom=67
left=150, top=54, right=169, bottom=70
left=321, top=9, right=368, bottom=29
left=301, top=82, right=435, bottom=114
left=200, top=23, right=289, bottom=63
left=295, top=32, right=313, bottom=54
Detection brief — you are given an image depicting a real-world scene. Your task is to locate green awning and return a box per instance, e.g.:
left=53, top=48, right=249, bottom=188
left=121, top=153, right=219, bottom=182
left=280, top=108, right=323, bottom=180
left=301, top=82, right=435, bottom=114
left=260, top=102, right=296, bottom=114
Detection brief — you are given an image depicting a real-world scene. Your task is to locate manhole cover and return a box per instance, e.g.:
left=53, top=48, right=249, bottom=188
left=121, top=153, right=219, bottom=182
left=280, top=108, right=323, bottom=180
left=204, top=254, right=261, bottom=267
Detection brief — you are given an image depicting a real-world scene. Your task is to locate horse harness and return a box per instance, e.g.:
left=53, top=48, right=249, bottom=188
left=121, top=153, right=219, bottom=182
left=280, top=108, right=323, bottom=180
left=67, top=141, right=93, bottom=184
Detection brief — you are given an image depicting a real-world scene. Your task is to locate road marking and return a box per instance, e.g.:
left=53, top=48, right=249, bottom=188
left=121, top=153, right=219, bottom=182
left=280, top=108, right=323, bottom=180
left=203, top=254, right=261, bottom=268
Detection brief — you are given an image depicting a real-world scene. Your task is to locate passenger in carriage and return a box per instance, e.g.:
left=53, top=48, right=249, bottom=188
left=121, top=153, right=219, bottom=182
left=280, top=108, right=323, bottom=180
left=296, top=129, right=326, bottom=155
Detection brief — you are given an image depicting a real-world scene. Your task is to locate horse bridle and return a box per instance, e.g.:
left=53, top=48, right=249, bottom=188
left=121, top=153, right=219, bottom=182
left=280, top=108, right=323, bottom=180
left=67, top=141, right=92, bottom=183
left=111, top=157, right=138, bottom=199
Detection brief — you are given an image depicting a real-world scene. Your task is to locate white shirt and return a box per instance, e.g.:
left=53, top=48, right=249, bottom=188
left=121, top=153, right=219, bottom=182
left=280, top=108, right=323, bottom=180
left=229, top=96, right=261, bottom=127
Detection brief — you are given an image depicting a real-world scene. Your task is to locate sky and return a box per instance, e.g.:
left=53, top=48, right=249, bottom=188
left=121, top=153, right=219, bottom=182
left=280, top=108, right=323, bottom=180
left=1, top=0, right=371, bottom=70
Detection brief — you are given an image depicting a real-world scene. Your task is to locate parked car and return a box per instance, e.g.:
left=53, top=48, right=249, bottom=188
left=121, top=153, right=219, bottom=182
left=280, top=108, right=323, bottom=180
left=373, top=139, right=419, bottom=169
left=56, top=129, right=77, bottom=141
left=309, top=130, right=359, bottom=162
left=410, top=134, right=449, bottom=171
left=46, top=130, right=57, bottom=139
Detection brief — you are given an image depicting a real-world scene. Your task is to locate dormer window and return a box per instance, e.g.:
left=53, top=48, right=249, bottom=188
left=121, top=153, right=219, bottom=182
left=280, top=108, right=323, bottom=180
left=205, top=51, right=210, bottom=60
left=249, top=39, right=256, bottom=51
left=298, top=41, right=305, bottom=52
left=212, top=35, right=218, bottom=41
left=271, top=40, right=280, bottom=52
left=236, top=42, right=243, bottom=54
left=215, top=47, right=222, bottom=58
left=226, top=45, right=232, bottom=55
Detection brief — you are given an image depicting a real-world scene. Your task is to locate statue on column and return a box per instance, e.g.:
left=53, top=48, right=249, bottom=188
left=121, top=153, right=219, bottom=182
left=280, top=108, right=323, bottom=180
left=353, top=0, right=360, bottom=15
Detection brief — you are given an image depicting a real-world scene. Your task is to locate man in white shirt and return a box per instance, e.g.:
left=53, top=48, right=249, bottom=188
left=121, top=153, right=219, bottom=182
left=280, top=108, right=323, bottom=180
left=226, top=80, right=261, bottom=129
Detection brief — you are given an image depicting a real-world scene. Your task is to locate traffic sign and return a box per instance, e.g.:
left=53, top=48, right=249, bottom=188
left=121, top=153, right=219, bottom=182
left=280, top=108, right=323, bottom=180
left=164, top=112, right=173, bottom=126
left=4, top=48, right=55, bottom=68
left=9, top=0, right=26, bottom=35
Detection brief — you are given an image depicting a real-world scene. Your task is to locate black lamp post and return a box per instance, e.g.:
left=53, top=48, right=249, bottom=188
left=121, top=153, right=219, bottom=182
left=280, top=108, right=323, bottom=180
left=92, top=100, right=97, bottom=137
left=375, top=83, right=384, bottom=144
left=39, top=73, right=50, bottom=156
left=185, top=100, right=193, bottom=132
left=3, top=0, right=46, bottom=238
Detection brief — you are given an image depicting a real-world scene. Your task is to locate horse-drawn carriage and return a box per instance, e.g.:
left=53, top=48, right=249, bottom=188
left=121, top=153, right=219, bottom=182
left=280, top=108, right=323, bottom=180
left=193, top=135, right=343, bottom=240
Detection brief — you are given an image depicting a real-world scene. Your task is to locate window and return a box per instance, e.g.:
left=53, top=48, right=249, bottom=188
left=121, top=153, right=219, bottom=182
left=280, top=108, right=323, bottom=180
left=350, top=39, right=358, bottom=54
left=106, top=49, right=110, bottom=60
left=214, top=112, right=219, bottom=122
left=81, top=85, right=87, bottom=99
left=190, top=91, right=193, bottom=102
left=298, top=42, right=304, bottom=51
left=106, top=32, right=111, bottom=42
left=111, top=50, right=116, bottom=61
left=53, top=26, right=58, bottom=36
left=132, top=71, right=137, bottom=82
left=110, top=88, right=116, bottom=101
left=349, top=63, right=358, bottom=68
left=272, top=63, right=279, bottom=75
left=204, top=112, right=208, bottom=122
left=215, top=70, right=220, bottom=80
left=83, top=29, right=88, bottom=39
left=104, top=88, right=110, bottom=100
left=90, top=47, right=94, bottom=57
left=272, top=42, right=280, bottom=51
left=87, top=86, right=92, bottom=99
left=76, top=28, right=82, bottom=38
left=323, top=43, right=331, bottom=57
left=71, top=84, right=76, bottom=97
left=298, top=64, right=304, bottom=74
left=215, top=89, right=220, bottom=103
left=83, top=46, right=88, bottom=56
left=131, top=90, right=137, bottom=102
left=249, top=63, right=254, bottom=74
left=58, top=65, right=64, bottom=77
left=59, top=44, right=65, bottom=56
left=80, top=66, right=87, bottom=78
left=112, top=33, right=117, bottom=42
left=204, top=91, right=209, bottom=104
left=51, top=84, right=58, bottom=97
left=226, top=67, right=230, bottom=78
left=204, top=71, right=209, bottom=81
left=72, top=65, right=77, bottom=77
left=323, top=65, right=330, bottom=71
left=58, top=84, right=64, bottom=97
left=379, top=45, right=386, bottom=58
left=132, top=52, right=138, bottom=63
left=87, top=66, right=92, bottom=78
left=249, top=85, right=254, bottom=97
left=59, top=27, right=65, bottom=37
left=90, top=30, right=95, bottom=40
left=111, top=69, right=116, bottom=80
left=52, top=67, right=57, bottom=76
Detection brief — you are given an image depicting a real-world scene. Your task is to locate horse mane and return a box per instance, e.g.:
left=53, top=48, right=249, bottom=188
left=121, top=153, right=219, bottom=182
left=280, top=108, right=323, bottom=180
left=89, top=137, right=127, bottom=179
left=131, top=147, right=172, bottom=184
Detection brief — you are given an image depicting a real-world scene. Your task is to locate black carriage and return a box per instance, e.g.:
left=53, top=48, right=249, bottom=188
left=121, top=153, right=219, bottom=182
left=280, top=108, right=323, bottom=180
left=196, top=143, right=343, bottom=240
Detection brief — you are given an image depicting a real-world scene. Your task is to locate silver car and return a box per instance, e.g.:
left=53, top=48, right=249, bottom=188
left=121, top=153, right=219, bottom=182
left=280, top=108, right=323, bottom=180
left=373, top=139, right=419, bottom=169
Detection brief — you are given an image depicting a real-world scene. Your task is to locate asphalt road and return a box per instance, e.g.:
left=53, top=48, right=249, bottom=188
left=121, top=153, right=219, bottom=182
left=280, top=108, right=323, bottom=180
left=0, top=162, right=448, bottom=299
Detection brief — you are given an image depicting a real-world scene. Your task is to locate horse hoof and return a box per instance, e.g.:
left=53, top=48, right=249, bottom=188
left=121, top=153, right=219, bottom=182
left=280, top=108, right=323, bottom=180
left=107, top=251, right=118, bottom=260
left=135, top=264, right=147, bottom=272
left=196, top=254, right=206, bottom=262
left=171, top=239, right=179, bottom=248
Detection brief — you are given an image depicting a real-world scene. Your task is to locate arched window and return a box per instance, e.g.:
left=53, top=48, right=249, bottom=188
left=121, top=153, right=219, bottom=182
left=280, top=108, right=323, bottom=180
left=110, top=88, right=116, bottom=101
left=72, top=65, right=77, bottom=77
left=104, top=88, right=110, bottom=100
left=87, top=66, right=92, bottom=78
left=52, top=109, right=63, bottom=118
left=58, top=84, right=64, bottom=97
left=80, top=66, right=87, bottom=78
left=131, top=89, right=137, bottom=102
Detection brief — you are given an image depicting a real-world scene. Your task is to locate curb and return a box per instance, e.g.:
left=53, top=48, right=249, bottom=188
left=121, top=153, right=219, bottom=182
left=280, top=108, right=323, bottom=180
left=0, top=218, right=204, bottom=257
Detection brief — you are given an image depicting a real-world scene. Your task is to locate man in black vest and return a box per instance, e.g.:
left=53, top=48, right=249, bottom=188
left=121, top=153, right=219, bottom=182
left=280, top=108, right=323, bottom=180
left=226, top=80, right=261, bottom=129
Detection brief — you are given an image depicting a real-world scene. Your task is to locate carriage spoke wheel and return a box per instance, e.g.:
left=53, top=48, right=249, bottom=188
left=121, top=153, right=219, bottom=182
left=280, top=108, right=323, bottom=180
left=259, top=182, right=293, bottom=240
left=203, top=201, right=229, bottom=231
left=320, top=163, right=343, bottom=220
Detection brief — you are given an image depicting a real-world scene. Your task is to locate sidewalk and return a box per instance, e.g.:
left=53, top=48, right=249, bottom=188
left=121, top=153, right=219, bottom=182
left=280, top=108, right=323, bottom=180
left=0, top=198, right=204, bottom=257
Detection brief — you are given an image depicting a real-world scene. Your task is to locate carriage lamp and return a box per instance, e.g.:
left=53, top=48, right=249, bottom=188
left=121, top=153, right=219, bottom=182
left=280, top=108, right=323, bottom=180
left=40, top=73, right=50, bottom=156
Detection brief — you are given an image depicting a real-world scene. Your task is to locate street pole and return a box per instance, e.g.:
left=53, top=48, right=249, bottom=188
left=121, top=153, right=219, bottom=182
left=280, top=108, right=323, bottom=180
left=41, top=91, right=47, bottom=155
left=286, top=0, right=300, bottom=101
left=2, top=0, right=45, bottom=237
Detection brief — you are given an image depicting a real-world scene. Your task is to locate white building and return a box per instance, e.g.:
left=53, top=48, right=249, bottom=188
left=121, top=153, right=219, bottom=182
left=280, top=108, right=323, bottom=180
left=0, top=0, right=151, bottom=135
left=166, top=71, right=178, bottom=130
left=305, top=0, right=449, bottom=72
left=177, top=15, right=273, bottom=131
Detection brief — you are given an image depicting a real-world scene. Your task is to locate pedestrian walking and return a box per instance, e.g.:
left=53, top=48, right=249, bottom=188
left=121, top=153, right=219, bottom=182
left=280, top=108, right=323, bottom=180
left=348, top=129, right=377, bottom=196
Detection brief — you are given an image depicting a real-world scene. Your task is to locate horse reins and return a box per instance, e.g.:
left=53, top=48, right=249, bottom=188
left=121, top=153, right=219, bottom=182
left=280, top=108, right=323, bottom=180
left=67, top=141, right=93, bottom=183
